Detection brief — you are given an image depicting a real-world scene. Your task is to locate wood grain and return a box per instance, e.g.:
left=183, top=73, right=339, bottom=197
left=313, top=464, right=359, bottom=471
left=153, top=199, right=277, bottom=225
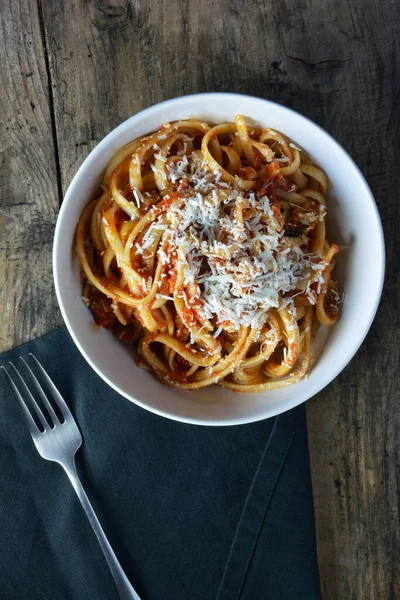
left=0, top=0, right=63, bottom=351
left=2, top=0, right=399, bottom=597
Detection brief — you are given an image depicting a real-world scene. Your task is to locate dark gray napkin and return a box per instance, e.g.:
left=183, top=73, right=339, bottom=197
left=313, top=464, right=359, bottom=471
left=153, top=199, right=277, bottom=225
left=0, top=328, right=320, bottom=600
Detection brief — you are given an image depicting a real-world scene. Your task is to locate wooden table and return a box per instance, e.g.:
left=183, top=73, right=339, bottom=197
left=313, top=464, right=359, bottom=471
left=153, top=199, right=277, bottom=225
left=1, top=1, right=398, bottom=597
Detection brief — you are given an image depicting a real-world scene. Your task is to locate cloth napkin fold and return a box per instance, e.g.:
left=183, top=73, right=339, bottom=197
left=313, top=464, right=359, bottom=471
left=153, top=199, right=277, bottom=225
left=0, top=328, right=320, bottom=600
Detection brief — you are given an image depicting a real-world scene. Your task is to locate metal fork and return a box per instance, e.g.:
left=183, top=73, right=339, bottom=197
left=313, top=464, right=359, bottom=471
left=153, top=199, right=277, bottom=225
left=2, top=354, right=141, bottom=600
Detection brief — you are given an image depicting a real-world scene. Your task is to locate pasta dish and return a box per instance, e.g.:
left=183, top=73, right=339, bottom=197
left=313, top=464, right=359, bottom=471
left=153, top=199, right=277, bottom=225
left=77, top=115, right=340, bottom=392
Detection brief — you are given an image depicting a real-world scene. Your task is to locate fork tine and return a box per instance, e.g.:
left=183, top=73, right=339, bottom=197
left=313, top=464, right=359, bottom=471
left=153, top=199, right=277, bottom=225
left=29, top=354, right=71, bottom=422
left=2, top=366, right=42, bottom=436
left=8, top=362, right=49, bottom=431
left=20, top=357, right=60, bottom=426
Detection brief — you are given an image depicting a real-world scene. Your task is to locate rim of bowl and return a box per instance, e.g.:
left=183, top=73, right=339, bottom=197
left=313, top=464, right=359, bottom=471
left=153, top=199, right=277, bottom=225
left=53, top=92, right=385, bottom=426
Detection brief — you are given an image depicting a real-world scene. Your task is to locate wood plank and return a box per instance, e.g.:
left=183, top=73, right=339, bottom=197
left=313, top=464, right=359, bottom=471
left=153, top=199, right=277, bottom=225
left=40, top=1, right=400, bottom=598
left=0, top=0, right=63, bottom=352
left=302, top=0, right=400, bottom=596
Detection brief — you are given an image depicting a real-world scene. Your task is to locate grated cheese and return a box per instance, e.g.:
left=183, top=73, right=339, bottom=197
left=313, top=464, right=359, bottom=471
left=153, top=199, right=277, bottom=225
left=151, top=152, right=326, bottom=332
left=132, top=187, right=145, bottom=208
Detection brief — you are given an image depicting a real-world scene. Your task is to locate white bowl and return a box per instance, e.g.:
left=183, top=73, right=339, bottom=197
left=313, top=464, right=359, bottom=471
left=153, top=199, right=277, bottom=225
left=53, top=93, right=385, bottom=426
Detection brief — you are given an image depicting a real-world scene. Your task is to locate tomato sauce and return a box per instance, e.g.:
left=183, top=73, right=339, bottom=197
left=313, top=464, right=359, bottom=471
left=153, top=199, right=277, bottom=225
left=324, top=287, right=339, bottom=319
left=152, top=192, right=179, bottom=216
left=174, top=354, right=191, bottom=370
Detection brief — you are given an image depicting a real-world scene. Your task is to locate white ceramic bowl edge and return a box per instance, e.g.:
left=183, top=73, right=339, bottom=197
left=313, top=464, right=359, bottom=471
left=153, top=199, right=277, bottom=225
left=53, top=93, right=385, bottom=425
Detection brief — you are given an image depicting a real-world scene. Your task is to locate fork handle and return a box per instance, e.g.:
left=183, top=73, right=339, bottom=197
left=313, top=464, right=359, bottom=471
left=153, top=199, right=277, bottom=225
left=63, top=459, right=142, bottom=600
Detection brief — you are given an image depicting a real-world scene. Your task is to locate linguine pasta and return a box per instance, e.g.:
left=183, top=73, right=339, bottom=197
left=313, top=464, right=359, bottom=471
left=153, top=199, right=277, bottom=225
left=77, top=115, right=340, bottom=392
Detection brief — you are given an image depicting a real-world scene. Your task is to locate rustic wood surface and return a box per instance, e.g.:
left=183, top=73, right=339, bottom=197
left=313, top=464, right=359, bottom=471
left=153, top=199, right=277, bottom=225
left=1, top=0, right=399, bottom=598
left=0, top=0, right=63, bottom=349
